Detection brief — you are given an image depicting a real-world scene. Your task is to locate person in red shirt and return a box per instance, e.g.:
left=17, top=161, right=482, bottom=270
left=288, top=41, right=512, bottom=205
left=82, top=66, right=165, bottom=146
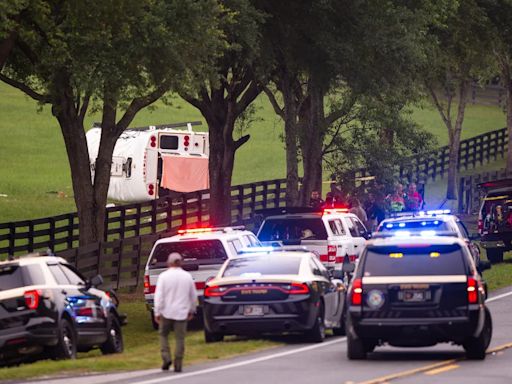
left=405, top=182, right=423, bottom=211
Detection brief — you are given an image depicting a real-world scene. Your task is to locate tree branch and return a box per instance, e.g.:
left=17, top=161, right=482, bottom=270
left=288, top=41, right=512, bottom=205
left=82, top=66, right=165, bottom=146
left=426, top=82, right=451, bottom=129
left=263, top=86, right=284, bottom=119
left=234, top=134, right=250, bottom=150
left=0, top=74, right=50, bottom=103
left=236, top=80, right=262, bottom=117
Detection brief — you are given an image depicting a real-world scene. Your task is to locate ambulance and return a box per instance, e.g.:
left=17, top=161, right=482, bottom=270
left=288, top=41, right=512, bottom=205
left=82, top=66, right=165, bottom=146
left=86, top=121, right=209, bottom=202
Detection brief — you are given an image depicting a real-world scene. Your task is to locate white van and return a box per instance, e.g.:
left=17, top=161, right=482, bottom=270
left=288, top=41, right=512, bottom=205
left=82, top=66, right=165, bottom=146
left=86, top=121, right=209, bottom=202
left=143, top=226, right=261, bottom=329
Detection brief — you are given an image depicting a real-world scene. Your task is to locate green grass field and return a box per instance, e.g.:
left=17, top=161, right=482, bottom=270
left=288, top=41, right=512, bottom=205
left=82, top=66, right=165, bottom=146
left=0, top=82, right=506, bottom=223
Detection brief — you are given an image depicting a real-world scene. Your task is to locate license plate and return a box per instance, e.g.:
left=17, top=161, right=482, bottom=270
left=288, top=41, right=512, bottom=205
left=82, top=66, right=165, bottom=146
left=243, top=305, right=264, bottom=316
left=398, top=290, right=430, bottom=302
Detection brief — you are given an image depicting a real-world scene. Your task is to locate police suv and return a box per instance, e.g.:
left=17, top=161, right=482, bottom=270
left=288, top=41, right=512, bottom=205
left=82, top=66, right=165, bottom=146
left=345, top=235, right=492, bottom=360
left=143, top=226, right=261, bottom=328
left=257, top=208, right=369, bottom=270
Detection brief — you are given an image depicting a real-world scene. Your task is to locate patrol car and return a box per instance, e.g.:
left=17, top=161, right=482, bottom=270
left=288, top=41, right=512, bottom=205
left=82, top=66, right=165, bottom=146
left=202, top=248, right=346, bottom=343
left=143, top=226, right=261, bottom=328
left=345, top=235, right=492, bottom=360
left=257, top=208, right=370, bottom=270
left=376, top=210, right=481, bottom=265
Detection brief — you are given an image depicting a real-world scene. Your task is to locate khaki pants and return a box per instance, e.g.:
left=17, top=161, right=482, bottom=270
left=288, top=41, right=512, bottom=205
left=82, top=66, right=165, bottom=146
left=159, top=317, right=188, bottom=365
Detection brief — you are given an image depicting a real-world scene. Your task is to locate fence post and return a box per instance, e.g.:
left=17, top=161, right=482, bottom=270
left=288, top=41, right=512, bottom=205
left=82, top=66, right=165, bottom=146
left=28, top=221, right=34, bottom=253
left=181, top=194, right=188, bottom=228
left=196, top=191, right=203, bottom=226
left=120, top=206, right=126, bottom=239
left=151, top=199, right=157, bottom=234
left=458, top=177, right=465, bottom=213
left=49, top=217, right=55, bottom=253
left=262, top=182, right=268, bottom=209
left=166, top=196, right=173, bottom=232
left=238, top=186, right=244, bottom=225
left=274, top=180, right=281, bottom=207
left=67, top=214, right=74, bottom=249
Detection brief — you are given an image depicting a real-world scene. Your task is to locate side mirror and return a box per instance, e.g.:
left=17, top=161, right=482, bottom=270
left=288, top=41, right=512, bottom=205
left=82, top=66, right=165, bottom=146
left=364, top=232, right=372, bottom=240
left=331, top=270, right=344, bottom=280
left=342, top=262, right=355, bottom=274
left=478, top=260, right=491, bottom=272
left=87, top=274, right=103, bottom=289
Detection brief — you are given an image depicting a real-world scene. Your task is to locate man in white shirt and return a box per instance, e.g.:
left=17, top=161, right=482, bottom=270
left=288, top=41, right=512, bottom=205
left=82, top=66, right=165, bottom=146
left=154, top=252, right=197, bottom=372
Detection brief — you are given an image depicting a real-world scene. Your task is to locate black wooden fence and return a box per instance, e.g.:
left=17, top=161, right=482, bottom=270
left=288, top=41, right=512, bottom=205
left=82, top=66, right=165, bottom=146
left=457, top=169, right=509, bottom=214
left=0, top=178, right=287, bottom=258
left=354, top=127, right=507, bottom=188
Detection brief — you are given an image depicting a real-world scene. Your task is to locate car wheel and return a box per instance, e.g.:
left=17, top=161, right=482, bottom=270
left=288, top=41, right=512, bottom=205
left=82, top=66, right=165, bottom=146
left=347, top=331, right=367, bottom=360
left=50, top=318, right=77, bottom=360
left=307, top=304, right=326, bottom=343
left=486, top=249, right=504, bottom=264
left=464, top=308, right=492, bottom=360
left=204, top=328, right=224, bottom=343
left=100, top=316, right=124, bottom=354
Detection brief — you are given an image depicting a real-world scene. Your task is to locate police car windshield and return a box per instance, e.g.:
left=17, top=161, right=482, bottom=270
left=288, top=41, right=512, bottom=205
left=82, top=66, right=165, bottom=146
left=379, top=220, right=450, bottom=232
left=223, top=256, right=301, bottom=277
left=363, top=244, right=467, bottom=276
left=258, top=218, right=328, bottom=241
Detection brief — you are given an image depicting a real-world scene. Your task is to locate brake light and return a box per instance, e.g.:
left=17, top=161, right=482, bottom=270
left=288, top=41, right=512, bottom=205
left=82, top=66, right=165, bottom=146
left=351, top=278, right=363, bottom=305
left=467, top=276, right=478, bottom=304
left=204, top=285, right=227, bottom=297
left=76, top=307, right=94, bottom=317
left=24, top=290, right=41, bottom=310
left=150, top=135, right=156, bottom=148
left=148, top=183, right=154, bottom=196
left=195, top=281, right=206, bottom=290
left=287, top=283, right=309, bottom=294
left=328, top=245, right=336, bottom=262
left=144, top=274, right=155, bottom=294
left=184, top=135, right=190, bottom=147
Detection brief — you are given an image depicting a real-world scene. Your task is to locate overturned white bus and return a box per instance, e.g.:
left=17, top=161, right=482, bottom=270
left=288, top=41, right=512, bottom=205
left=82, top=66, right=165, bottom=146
left=86, top=121, right=209, bottom=202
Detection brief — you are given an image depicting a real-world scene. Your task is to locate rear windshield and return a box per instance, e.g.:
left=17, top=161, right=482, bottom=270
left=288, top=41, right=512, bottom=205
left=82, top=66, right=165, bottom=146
left=378, top=220, right=450, bottom=232
left=223, top=256, right=301, bottom=277
left=481, top=193, right=512, bottom=232
left=0, top=264, right=45, bottom=290
left=149, top=240, right=228, bottom=269
left=362, top=244, right=467, bottom=276
left=258, top=218, right=328, bottom=241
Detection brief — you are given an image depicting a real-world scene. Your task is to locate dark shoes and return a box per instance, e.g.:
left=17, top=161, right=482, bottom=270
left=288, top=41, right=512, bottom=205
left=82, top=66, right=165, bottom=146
left=174, top=360, right=182, bottom=373
left=161, top=360, right=172, bottom=371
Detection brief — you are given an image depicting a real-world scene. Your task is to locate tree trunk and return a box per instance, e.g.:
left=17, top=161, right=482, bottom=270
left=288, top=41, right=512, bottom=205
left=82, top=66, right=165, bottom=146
left=207, top=119, right=236, bottom=226
left=280, top=74, right=300, bottom=207
left=506, top=73, right=512, bottom=176
left=446, top=82, right=468, bottom=200
left=299, top=78, right=325, bottom=204
left=0, top=30, right=16, bottom=69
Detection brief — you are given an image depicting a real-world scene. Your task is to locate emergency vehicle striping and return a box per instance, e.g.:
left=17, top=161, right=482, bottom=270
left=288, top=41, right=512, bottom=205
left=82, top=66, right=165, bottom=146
left=362, top=275, right=467, bottom=284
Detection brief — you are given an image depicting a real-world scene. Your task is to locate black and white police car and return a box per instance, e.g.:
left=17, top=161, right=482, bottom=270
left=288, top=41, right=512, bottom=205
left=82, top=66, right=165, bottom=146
left=202, top=248, right=346, bottom=343
left=344, top=235, right=492, bottom=360
left=0, top=254, right=125, bottom=365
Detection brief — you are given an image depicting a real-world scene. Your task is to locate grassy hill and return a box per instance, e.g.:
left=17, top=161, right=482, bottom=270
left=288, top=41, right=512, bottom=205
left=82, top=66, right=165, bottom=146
left=0, top=82, right=506, bottom=222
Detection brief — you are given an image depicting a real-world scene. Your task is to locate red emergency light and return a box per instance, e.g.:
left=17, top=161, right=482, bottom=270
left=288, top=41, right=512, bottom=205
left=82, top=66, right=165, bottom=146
left=323, top=208, right=349, bottom=214
left=177, top=227, right=214, bottom=235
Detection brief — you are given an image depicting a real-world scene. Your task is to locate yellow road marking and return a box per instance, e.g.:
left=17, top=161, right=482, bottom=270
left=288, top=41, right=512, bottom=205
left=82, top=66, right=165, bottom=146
left=424, top=364, right=459, bottom=375
left=356, top=342, right=512, bottom=384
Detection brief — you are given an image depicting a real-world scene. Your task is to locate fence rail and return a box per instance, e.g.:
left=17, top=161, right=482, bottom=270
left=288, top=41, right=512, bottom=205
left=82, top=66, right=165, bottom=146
left=354, top=127, right=507, bottom=188
left=0, top=178, right=287, bottom=258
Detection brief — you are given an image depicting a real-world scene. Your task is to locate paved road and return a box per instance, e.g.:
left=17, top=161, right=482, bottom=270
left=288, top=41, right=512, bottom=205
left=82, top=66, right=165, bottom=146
left=23, top=288, right=512, bottom=384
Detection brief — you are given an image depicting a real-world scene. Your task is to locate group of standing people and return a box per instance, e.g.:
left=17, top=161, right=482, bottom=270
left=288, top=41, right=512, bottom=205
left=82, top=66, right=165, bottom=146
left=309, top=181, right=424, bottom=231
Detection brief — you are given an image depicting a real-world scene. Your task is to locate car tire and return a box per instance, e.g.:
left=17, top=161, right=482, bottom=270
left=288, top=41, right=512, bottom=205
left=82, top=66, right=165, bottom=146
left=100, top=316, right=124, bottom=354
left=486, top=249, right=504, bottom=264
left=464, top=308, right=492, bottom=360
left=50, top=318, right=77, bottom=360
left=307, top=305, right=326, bottom=343
left=204, top=328, right=224, bottom=343
left=347, top=331, right=367, bottom=360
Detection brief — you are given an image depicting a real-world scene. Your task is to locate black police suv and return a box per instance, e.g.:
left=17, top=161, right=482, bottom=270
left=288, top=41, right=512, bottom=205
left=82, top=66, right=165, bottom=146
left=0, top=255, right=125, bottom=366
left=345, top=236, right=492, bottom=360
